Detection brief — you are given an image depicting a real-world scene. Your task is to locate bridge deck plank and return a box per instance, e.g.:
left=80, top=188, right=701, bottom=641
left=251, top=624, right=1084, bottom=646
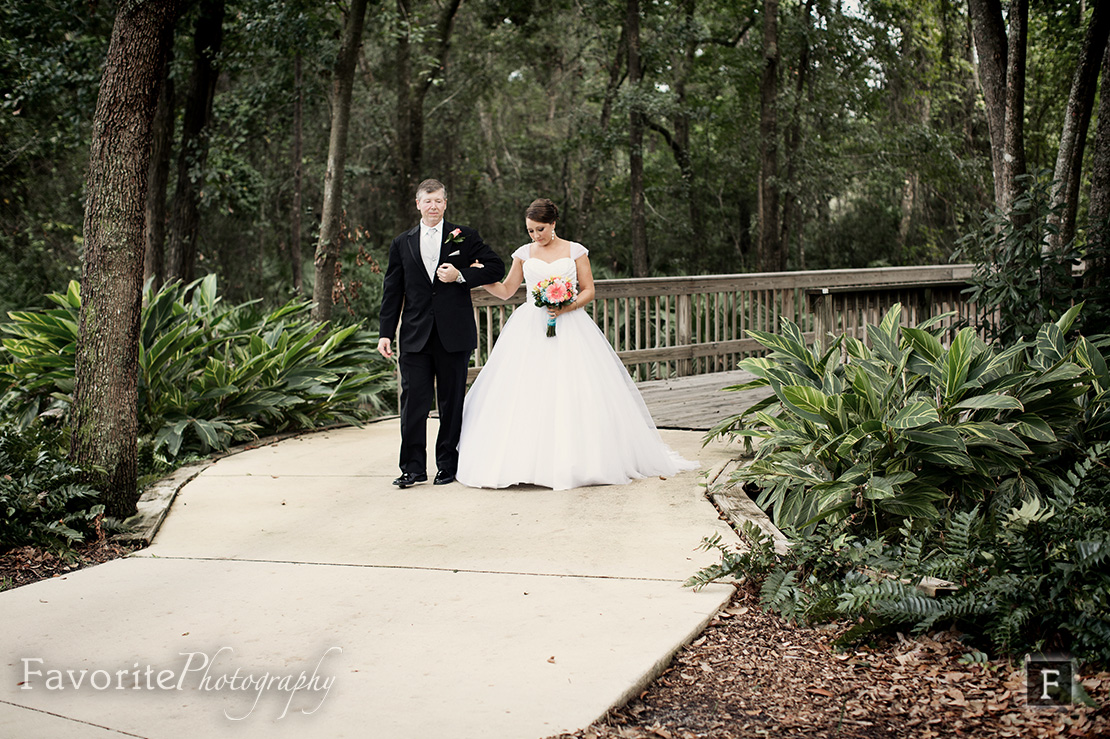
left=636, top=369, right=773, bottom=431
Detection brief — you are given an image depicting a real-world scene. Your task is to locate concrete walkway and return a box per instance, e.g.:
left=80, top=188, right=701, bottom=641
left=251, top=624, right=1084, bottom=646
left=0, top=420, right=739, bottom=739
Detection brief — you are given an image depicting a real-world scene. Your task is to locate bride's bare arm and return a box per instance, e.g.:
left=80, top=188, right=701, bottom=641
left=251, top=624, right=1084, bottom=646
left=551, top=255, right=596, bottom=316
left=476, top=257, right=524, bottom=300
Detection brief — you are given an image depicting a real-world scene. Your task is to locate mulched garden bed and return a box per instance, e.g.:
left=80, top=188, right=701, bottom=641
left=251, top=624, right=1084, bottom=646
left=0, top=540, right=139, bottom=592
left=549, top=583, right=1110, bottom=739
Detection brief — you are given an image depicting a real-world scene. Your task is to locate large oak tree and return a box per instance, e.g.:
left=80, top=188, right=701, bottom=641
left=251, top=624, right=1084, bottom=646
left=72, top=0, right=178, bottom=518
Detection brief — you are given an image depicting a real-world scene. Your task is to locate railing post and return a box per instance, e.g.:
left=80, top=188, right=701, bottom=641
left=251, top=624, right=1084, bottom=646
left=811, top=288, right=832, bottom=349
left=677, top=293, right=692, bottom=376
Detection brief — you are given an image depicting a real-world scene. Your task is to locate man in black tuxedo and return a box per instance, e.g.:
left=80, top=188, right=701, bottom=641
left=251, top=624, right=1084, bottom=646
left=377, top=179, right=505, bottom=487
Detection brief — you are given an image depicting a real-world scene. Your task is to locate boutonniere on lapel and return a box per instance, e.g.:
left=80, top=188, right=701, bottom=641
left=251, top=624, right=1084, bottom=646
left=446, top=227, right=464, bottom=244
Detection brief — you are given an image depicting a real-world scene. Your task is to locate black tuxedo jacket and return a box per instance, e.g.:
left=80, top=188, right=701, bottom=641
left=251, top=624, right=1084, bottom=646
left=379, top=220, right=505, bottom=354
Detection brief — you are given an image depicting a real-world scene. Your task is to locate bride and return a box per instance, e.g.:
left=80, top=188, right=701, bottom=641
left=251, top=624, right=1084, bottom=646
left=455, top=198, right=697, bottom=490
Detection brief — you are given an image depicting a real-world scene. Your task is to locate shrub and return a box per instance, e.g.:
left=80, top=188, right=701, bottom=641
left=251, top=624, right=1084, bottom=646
left=687, top=442, right=1110, bottom=668
left=707, top=303, right=1109, bottom=536
left=0, top=423, right=106, bottom=552
left=695, top=304, right=1110, bottom=668
left=0, top=275, right=396, bottom=459
left=952, top=173, right=1082, bottom=345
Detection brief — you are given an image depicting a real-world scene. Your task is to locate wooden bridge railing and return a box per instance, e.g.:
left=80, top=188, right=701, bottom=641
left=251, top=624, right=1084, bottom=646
left=469, top=263, right=988, bottom=382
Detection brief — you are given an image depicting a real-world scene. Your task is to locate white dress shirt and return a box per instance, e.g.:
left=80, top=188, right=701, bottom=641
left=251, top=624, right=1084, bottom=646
left=420, top=224, right=440, bottom=281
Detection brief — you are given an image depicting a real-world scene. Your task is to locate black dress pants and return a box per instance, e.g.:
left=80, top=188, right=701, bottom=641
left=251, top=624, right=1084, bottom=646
left=397, top=325, right=470, bottom=476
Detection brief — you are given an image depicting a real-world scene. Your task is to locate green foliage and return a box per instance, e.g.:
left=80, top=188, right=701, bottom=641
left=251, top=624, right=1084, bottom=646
left=688, top=518, right=900, bottom=628
left=684, top=523, right=779, bottom=591
left=707, top=303, right=1108, bottom=536
left=2, top=0, right=1003, bottom=296
left=0, top=423, right=106, bottom=552
left=0, top=276, right=395, bottom=459
left=0, top=1, right=110, bottom=315
left=692, top=442, right=1110, bottom=668
left=1079, top=214, right=1110, bottom=334
left=953, top=174, right=1082, bottom=345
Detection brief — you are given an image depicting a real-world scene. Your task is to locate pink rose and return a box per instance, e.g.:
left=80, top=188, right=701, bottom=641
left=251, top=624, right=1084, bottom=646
left=450, top=228, right=462, bottom=238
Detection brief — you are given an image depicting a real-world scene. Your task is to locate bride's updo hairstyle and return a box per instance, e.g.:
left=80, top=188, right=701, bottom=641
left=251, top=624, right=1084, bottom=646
left=525, top=198, right=559, bottom=224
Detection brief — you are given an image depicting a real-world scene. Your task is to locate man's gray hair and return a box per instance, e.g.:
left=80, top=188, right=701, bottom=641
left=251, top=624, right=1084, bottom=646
left=416, top=178, right=446, bottom=198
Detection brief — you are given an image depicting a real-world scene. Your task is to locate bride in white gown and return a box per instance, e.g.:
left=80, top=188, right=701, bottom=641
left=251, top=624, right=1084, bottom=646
left=456, top=198, right=697, bottom=490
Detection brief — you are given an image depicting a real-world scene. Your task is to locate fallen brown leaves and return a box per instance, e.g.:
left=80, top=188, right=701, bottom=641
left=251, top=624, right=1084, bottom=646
left=549, top=584, right=1110, bottom=739
left=0, top=540, right=137, bottom=591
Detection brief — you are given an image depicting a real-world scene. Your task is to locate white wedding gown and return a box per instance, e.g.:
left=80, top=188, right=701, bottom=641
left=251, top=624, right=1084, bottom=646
left=456, top=242, right=698, bottom=490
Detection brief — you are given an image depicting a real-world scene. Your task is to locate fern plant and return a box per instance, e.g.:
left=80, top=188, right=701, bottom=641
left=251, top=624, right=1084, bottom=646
left=0, top=423, right=108, bottom=552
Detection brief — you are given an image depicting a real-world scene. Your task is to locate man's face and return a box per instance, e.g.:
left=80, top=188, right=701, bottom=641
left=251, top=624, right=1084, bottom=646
left=416, top=189, right=447, bottom=226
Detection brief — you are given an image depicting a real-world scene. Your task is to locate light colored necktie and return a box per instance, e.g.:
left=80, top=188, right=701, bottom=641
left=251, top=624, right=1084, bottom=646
left=423, top=227, right=438, bottom=280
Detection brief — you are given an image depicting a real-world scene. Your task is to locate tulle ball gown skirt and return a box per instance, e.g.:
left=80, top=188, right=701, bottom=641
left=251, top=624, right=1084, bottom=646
left=456, top=302, right=698, bottom=490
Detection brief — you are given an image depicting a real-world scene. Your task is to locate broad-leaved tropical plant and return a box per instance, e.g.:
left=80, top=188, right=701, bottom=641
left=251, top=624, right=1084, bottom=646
left=0, top=276, right=395, bottom=459
left=708, top=303, right=1109, bottom=535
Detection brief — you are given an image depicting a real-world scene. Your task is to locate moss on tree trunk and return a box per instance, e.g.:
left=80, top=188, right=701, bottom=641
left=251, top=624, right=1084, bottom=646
left=71, top=0, right=177, bottom=519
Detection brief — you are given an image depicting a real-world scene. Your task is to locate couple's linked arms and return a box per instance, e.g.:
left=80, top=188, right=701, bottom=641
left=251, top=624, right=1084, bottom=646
left=472, top=255, right=596, bottom=317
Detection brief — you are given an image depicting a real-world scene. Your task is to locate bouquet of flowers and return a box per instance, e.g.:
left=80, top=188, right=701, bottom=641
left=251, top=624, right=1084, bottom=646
left=531, top=276, right=577, bottom=337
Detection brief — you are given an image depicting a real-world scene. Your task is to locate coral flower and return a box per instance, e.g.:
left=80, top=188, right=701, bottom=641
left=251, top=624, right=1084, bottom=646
left=531, top=276, right=577, bottom=337
left=545, top=283, right=568, bottom=303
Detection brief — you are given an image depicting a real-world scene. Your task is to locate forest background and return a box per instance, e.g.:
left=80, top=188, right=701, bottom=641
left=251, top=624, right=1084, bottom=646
left=2, top=0, right=1099, bottom=325
left=4, top=1, right=1110, bottom=678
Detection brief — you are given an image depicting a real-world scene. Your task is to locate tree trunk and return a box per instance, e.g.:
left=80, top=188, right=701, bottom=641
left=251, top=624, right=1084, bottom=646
left=72, top=0, right=177, bottom=519
left=577, top=27, right=625, bottom=240
left=967, top=0, right=1008, bottom=208
left=645, top=0, right=703, bottom=273
left=758, top=0, right=783, bottom=272
left=1001, top=0, right=1027, bottom=215
left=1088, top=38, right=1110, bottom=295
left=962, top=8, right=980, bottom=162
left=165, top=0, right=225, bottom=283
left=143, top=46, right=174, bottom=293
left=778, top=0, right=814, bottom=270
left=394, top=0, right=416, bottom=232
left=311, top=0, right=368, bottom=323
left=1083, top=38, right=1110, bottom=304
left=290, top=51, right=304, bottom=295
left=1049, top=2, right=1110, bottom=254
left=736, top=194, right=755, bottom=269
left=675, top=0, right=704, bottom=272
left=392, top=0, right=463, bottom=233
left=627, top=0, right=649, bottom=277
left=896, top=172, right=917, bottom=258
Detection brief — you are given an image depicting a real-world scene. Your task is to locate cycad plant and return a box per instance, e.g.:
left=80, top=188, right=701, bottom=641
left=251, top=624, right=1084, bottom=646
left=708, top=303, right=1109, bottom=536
left=0, top=275, right=395, bottom=459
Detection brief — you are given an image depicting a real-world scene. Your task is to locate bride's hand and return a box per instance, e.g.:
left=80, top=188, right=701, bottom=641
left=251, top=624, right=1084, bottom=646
left=471, top=262, right=504, bottom=294
left=548, top=302, right=575, bottom=318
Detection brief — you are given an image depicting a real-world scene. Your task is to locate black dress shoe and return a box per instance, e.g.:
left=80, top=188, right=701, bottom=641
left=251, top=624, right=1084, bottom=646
left=433, top=471, right=456, bottom=485
left=392, top=472, right=427, bottom=488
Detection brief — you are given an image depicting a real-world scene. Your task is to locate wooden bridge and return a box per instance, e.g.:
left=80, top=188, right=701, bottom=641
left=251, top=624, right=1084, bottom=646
left=469, top=264, right=988, bottom=430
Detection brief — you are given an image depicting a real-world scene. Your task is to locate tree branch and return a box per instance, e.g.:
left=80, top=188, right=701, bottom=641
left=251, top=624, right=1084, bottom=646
left=420, top=0, right=463, bottom=97
left=702, top=16, right=757, bottom=48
